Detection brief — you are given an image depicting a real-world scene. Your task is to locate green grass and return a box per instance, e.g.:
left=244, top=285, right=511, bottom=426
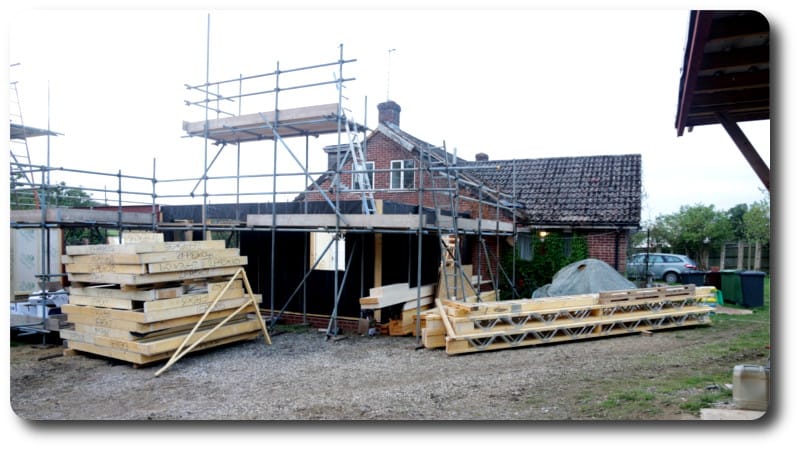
left=576, top=277, right=770, bottom=419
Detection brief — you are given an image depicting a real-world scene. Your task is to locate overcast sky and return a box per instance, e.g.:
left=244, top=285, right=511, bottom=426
left=5, top=6, right=774, bottom=222
left=2, top=0, right=795, bottom=445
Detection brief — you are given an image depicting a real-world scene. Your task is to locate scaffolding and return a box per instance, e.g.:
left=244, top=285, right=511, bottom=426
left=8, top=27, right=522, bottom=345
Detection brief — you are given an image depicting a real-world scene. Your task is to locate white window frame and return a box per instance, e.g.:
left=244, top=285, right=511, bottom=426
left=390, top=159, right=415, bottom=190
left=351, top=161, right=375, bottom=190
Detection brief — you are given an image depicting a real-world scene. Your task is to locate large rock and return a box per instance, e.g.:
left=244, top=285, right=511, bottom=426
left=532, top=258, right=635, bottom=298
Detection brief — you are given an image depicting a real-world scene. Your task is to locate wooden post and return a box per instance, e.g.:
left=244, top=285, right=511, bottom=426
left=737, top=240, right=744, bottom=270
left=374, top=233, right=383, bottom=288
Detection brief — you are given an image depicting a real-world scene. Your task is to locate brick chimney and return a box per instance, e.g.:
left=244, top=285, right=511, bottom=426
left=377, top=100, right=401, bottom=126
left=475, top=152, right=489, bottom=161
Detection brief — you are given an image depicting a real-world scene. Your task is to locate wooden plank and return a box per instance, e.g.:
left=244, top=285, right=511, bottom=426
left=69, top=284, right=185, bottom=301
left=90, top=319, right=262, bottom=356
left=62, top=306, right=248, bottom=333
left=65, top=262, right=148, bottom=275
left=67, top=265, right=240, bottom=286
left=360, top=283, right=435, bottom=309
left=68, top=295, right=139, bottom=310
left=246, top=214, right=425, bottom=229
left=62, top=247, right=240, bottom=265
left=146, top=255, right=248, bottom=274
left=183, top=103, right=340, bottom=136
left=65, top=331, right=260, bottom=365
left=122, top=232, right=164, bottom=243
left=10, top=208, right=154, bottom=226
left=73, top=323, right=138, bottom=341
left=142, top=287, right=245, bottom=313
left=65, top=239, right=226, bottom=256
left=434, top=298, right=457, bottom=339
left=62, top=295, right=252, bottom=324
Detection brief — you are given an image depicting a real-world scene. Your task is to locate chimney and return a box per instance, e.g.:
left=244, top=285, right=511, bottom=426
left=475, top=152, right=489, bottom=162
left=377, top=100, right=401, bottom=126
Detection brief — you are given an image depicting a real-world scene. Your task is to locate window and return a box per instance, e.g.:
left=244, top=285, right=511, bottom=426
left=390, top=159, right=415, bottom=189
left=309, top=232, right=346, bottom=271
left=516, top=233, right=533, bottom=261
left=351, top=161, right=375, bottom=190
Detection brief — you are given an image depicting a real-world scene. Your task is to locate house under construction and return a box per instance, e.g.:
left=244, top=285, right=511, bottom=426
left=8, top=44, right=527, bottom=339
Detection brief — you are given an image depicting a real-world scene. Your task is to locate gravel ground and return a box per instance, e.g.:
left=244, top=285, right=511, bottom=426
left=8, top=312, right=768, bottom=421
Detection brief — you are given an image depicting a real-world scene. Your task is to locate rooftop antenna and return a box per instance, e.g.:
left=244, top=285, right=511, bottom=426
left=386, top=48, right=396, bottom=100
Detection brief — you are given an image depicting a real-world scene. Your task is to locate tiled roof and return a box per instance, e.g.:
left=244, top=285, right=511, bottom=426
left=467, top=155, right=641, bottom=227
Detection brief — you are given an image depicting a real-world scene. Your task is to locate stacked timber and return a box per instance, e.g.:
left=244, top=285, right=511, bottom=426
left=359, top=283, right=436, bottom=336
left=422, top=285, right=717, bottom=355
left=59, top=233, right=267, bottom=366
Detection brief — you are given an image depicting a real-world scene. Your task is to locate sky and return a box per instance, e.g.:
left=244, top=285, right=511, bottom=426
left=4, top=5, right=774, bottom=223
left=2, top=0, right=795, bottom=447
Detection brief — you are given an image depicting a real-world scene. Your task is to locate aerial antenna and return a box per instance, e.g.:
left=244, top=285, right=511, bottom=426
left=386, top=48, right=396, bottom=100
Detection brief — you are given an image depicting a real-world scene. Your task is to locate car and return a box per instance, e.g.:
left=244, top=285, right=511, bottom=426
left=626, top=252, right=699, bottom=284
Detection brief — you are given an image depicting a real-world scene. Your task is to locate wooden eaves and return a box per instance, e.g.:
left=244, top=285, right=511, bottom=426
left=675, top=10, right=770, bottom=190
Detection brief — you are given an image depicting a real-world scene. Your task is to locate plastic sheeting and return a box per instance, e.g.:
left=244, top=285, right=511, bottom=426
left=532, top=258, right=635, bottom=298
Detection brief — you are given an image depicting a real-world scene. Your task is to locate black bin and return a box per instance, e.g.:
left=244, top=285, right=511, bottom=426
left=680, top=270, right=706, bottom=286
left=739, top=271, right=766, bottom=308
left=705, top=271, right=722, bottom=290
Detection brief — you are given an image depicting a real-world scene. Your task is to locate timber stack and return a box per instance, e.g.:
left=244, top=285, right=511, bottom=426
left=59, top=232, right=266, bottom=366
left=422, top=284, right=717, bottom=355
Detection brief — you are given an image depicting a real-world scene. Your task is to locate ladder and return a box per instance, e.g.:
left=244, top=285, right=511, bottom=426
left=424, top=144, right=472, bottom=302
left=342, top=107, right=376, bottom=215
left=9, top=80, right=40, bottom=208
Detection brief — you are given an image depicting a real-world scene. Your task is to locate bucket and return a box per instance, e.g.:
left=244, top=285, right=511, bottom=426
left=733, top=364, right=769, bottom=411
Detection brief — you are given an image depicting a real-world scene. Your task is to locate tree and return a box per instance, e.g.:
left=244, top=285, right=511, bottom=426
left=9, top=181, right=109, bottom=245
left=10, top=181, right=100, bottom=210
left=743, top=194, right=770, bottom=245
left=727, top=203, right=748, bottom=240
left=653, top=204, right=732, bottom=264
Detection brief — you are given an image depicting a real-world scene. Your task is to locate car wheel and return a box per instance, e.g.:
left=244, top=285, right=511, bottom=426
left=664, top=272, right=678, bottom=284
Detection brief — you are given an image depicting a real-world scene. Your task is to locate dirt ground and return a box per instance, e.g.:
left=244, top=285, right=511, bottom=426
left=8, top=306, right=770, bottom=422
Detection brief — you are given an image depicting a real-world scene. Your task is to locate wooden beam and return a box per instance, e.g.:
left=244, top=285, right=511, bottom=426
left=715, top=111, right=770, bottom=190
left=374, top=233, right=383, bottom=288
left=247, top=213, right=425, bottom=229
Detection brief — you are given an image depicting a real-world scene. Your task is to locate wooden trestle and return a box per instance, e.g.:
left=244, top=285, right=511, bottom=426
left=422, top=285, right=716, bottom=355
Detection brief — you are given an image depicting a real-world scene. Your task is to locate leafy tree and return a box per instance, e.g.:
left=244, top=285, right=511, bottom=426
left=727, top=203, right=748, bottom=240
left=653, top=204, right=732, bottom=262
left=10, top=181, right=100, bottom=210
left=10, top=181, right=110, bottom=245
left=743, top=194, right=770, bottom=245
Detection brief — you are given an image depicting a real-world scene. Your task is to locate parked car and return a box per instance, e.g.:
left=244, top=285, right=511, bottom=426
left=626, top=252, right=698, bottom=284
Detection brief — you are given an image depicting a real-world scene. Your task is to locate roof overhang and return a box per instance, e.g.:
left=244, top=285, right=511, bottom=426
left=675, top=10, right=770, bottom=190
left=675, top=10, right=769, bottom=134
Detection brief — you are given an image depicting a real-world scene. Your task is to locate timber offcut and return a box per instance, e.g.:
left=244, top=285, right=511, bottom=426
left=60, top=232, right=268, bottom=367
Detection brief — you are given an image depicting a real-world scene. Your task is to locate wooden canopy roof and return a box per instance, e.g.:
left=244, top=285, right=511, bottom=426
left=675, top=10, right=770, bottom=190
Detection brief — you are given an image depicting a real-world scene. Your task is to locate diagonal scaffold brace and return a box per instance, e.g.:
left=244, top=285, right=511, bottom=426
left=154, top=267, right=271, bottom=376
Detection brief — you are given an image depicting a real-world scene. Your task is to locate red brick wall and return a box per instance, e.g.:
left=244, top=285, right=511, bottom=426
left=304, top=132, right=508, bottom=222
left=586, top=230, right=629, bottom=273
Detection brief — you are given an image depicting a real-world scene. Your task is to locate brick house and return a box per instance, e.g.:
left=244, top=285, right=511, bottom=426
left=300, top=100, right=641, bottom=275
left=236, top=100, right=641, bottom=329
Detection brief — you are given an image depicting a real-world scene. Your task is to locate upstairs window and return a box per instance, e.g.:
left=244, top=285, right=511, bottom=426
left=390, top=159, right=415, bottom=189
left=351, top=161, right=375, bottom=190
